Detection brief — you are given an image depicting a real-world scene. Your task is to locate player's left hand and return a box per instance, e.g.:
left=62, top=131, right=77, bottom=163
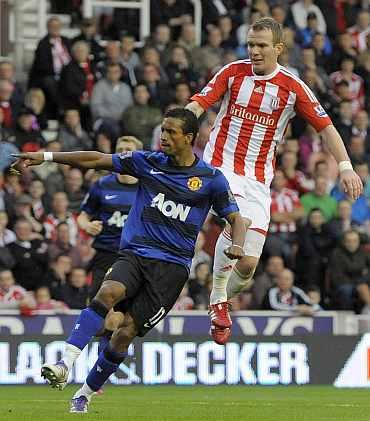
left=224, top=245, right=244, bottom=260
left=339, top=169, right=363, bottom=201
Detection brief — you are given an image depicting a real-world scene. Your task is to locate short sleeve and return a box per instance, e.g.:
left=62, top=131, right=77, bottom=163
left=112, top=151, right=140, bottom=177
left=190, top=63, right=236, bottom=110
left=294, top=79, right=332, bottom=132
left=80, top=182, right=101, bottom=215
left=211, top=171, right=239, bottom=218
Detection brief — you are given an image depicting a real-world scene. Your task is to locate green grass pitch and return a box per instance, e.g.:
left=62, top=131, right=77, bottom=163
left=1, top=385, right=369, bottom=420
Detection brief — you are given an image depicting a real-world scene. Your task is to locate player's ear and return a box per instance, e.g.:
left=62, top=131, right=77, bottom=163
left=186, top=133, right=194, bottom=145
left=274, top=42, right=284, bottom=56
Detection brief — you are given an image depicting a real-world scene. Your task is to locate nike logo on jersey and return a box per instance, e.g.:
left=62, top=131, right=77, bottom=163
left=105, top=194, right=117, bottom=200
left=150, top=169, right=164, bottom=175
left=254, top=86, right=263, bottom=94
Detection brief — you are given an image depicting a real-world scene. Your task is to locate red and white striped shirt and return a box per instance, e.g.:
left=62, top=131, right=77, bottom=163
left=191, top=60, right=332, bottom=186
left=269, top=188, right=302, bottom=233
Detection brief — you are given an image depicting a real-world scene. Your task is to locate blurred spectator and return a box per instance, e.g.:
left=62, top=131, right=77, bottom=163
left=278, top=49, right=299, bottom=77
left=119, top=34, right=140, bottom=85
left=328, top=199, right=359, bottom=242
left=138, top=46, right=169, bottom=84
left=191, top=27, right=224, bottom=77
left=355, top=161, right=370, bottom=203
left=13, top=107, right=46, bottom=153
left=0, top=210, right=15, bottom=247
left=298, top=12, right=332, bottom=55
left=188, top=262, right=212, bottom=309
left=332, top=32, right=357, bottom=71
left=72, top=18, right=104, bottom=63
left=95, top=41, right=131, bottom=86
left=301, top=176, right=337, bottom=221
left=236, top=8, right=262, bottom=48
left=177, top=23, right=197, bottom=55
left=190, top=230, right=211, bottom=278
left=306, top=284, right=322, bottom=308
left=146, top=24, right=172, bottom=59
left=62, top=267, right=88, bottom=309
left=331, top=161, right=370, bottom=227
left=295, top=208, right=336, bottom=289
left=333, top=99, right=353, bottom=145
left=121, top=84, right=162, bottom=149
left=291, top=0, right=327, bottom=34
left=64, top=168, right=87, bottom=212
left=173, top=82, right=191, bottom=107
left=13, top=193, right=43, bottom=236
left=262, top=268, right=320, bottom=314
left=280, top=150, right=312, bottom=195
left=330, top=56, right=365, bottom=114
left=28, top=179, right=47, bottom=223
left=348, top=10, right=370, bottom=52
left=0, top=130, right=18, bottom=174
left=24, top=88, right=48, bottom=130
left=43, top=254, right=72, bottom=300
left=59, top=41, right=96, bottom=129
left=298, top=125, right=323, bottom=174
left=139, top=63, right=169, bottom=109
left=357, top=51, right=370, bottom=110
left=173, top=285, right=194, bottom=310
left=218, top=15, right=238, bottom=50
left=32, top=285, right=68, bottom=312
left=283, top=28, right=302, bottom=72
left=28, top=17, right=71, bottom=118
left=0, top=60, right=24, bottom=108
left=150, top=0, right=192, bottom=37
left=250, top=255, right=285, bottom=310
left=94, top=131, right=114, bottom=154
left=265, top=170, right=304, bottom=265
left=48, top=221, right=82, bottom=267
left=271, top=5, right=287, bottom=27
left=347, top=135, right=370, bottom=166
left=352, top=110, right=370, bottom=150
left=8, top=218, right=48, bottom=291
left=165, top=45, right=199, bottom=89
left=0, top=268, right=30, bottom=309
left=328, top=230, right=370, bottom=311
left=44, top=192, right=79, bottom=245
left=0, top=80, right=18, bottom=128
left=58, top=109, right=93, bottom=151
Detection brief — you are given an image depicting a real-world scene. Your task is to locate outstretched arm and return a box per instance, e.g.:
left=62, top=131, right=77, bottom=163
left=223, top=211, right=246, bottom=260
left=11, top=151, right=114, bottom=172
left=320, top=124, right=363, bottom=200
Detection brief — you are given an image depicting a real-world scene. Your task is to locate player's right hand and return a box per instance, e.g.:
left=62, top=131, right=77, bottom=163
left=224, top=245, right=244, bottom=260
left=85, top=220, right=103, bottom=236
left=10, top=152, right=44, bottom=174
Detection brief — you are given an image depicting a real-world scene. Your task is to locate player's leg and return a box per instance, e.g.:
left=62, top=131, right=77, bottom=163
left=70, top=257, right=188, bottom=413
left=70, top=314, right=137, bottom=413
left=41, top=253, right=140, bottom=389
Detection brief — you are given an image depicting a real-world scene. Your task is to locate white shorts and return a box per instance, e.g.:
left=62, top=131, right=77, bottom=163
left=211, top=170, right=271, bottom=258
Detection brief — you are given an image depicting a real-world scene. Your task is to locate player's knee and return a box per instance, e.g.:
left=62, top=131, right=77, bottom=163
left=105, top=311, right=125, bottom=331
left=95, top=280, right=126, bottom=307
left=235, top=256, right=258, bottom=279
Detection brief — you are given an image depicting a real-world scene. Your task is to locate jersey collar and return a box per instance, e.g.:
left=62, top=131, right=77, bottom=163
left=252, top=64, right=281, bottom=80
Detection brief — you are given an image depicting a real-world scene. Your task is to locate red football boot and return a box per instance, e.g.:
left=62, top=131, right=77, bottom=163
left=208, top=302, right=232, bottom=328
left=210, top=325, right=231, bottom=345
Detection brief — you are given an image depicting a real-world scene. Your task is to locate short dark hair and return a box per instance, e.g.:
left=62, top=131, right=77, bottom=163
left=250, top=17, right=284, bottom=45
left=164, top=108, right=199, bottom=145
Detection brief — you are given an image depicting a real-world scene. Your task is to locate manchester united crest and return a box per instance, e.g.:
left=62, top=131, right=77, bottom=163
left=187, top=176, right=202, bottom=191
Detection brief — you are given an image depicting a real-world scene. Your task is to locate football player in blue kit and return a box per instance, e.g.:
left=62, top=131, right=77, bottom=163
left=12, top=108, right=246, bottom=414
left=78, top=136, right=142, bottom=353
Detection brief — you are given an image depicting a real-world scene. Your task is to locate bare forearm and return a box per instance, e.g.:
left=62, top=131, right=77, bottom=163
left=320, top=125, right=350, bottom=163
left=51, top=151, right=113, bottom=170
left=227, top=213, right=246, bottom=248
left=185, top=101, right=206, bottom=119
left=77, top=212, right=91, bottom=230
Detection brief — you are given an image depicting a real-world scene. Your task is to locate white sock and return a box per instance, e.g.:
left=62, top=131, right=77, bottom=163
left=210, top=230, right=236, bottom=304
left=226, top=266, right=254, bottom=299
left=62, top=343, right=82, bottom=371
left=73, top=382, right=94, bottom=399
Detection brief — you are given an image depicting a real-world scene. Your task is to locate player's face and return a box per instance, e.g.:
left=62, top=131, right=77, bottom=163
left=160, top=117, right=192, bottom=155
left=247, top=29, right=283, bottom=75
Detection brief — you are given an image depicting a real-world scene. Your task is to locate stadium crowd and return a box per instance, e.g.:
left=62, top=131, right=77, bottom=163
left=0, top=0, right=370, bottom=314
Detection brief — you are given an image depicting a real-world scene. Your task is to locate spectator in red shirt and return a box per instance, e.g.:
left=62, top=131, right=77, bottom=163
left=280, top=151, right=313, bottom=195
left=265, top=170, right=304, bottom=266
left=0, top=268, right=31, bottom=309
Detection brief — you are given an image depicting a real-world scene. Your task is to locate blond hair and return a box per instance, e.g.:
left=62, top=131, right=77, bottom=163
left=250, top=17, right=284, bottom=45
left=116, top=136, right=143, bottom=151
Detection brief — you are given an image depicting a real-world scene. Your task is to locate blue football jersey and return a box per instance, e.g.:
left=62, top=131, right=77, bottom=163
left=80, top=174, right=138, bottom=252
left=112, top=151, right=239, bottom=268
